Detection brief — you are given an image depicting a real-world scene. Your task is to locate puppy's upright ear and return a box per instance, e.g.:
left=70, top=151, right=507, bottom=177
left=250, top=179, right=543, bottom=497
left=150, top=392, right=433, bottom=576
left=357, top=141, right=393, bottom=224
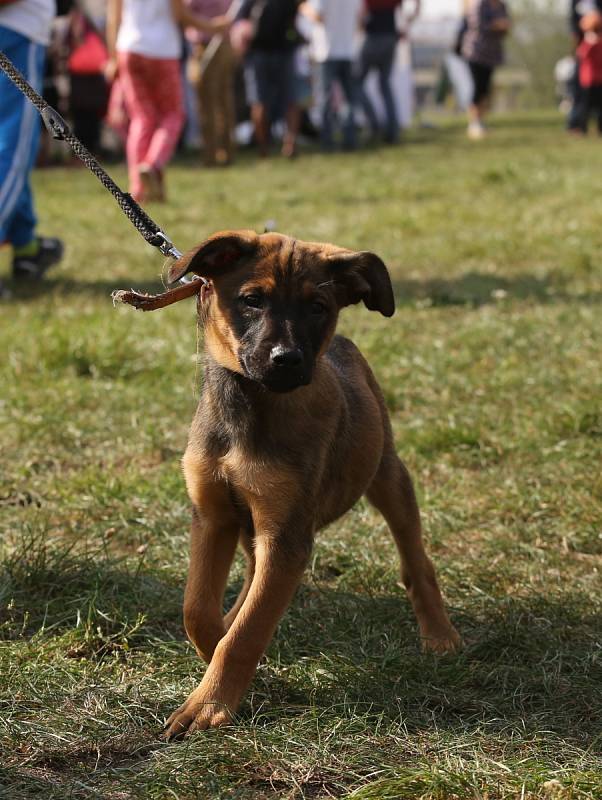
left=168, top=230, right=259, bottom=284
left=326, top=251, right=395, bottom=317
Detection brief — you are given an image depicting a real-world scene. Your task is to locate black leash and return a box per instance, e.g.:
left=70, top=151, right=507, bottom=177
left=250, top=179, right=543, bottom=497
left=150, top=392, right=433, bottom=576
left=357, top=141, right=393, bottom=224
left=0, top=50, right=183, bottom=262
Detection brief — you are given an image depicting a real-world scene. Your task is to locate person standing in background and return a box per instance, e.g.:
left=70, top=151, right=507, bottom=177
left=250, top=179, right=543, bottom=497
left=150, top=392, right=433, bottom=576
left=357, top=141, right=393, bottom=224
left=105, top=0, right=228, bottom=202
left=0, top=0, right=64, bottom=290
left=358, top=0, right=419, bottom=145
left=303, top=0, right=363, bottom=150
left=568, top=0, right=602, bottom=133
left=66, top=2, right=109, bottom=156
left=576, top=10, right=602, bottom=131
left=185, top=0, right=235, bottom=167
left=236, top=0, right=302, bottom=158
left=461, top=0, right=511, bottom=140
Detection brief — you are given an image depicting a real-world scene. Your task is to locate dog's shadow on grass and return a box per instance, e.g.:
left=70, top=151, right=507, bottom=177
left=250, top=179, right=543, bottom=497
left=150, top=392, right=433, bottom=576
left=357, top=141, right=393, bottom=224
left=3, top=541, right=601, bottom=753
left=391, top=270, right=602, bottom=309
left=260, top=583, right=602, bottom=749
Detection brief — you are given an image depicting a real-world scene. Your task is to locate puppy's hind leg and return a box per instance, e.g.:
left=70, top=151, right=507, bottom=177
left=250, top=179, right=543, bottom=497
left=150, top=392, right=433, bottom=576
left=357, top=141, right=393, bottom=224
left=224, top=530, right=255, bottom=631
left=366, top=450, right=461, bottom=654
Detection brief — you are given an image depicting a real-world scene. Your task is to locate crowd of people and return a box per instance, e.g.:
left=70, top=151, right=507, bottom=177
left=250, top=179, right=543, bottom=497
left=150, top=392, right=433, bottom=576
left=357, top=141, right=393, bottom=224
left=1, top=0, right=601, bottom=292
left=97, top=0, right=424, bottom=198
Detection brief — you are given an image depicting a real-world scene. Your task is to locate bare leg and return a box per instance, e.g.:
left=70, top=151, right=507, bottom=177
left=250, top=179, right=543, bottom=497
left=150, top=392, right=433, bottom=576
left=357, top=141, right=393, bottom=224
left=367, top=451, right=461, bottom=653
left=165, top=531, right=309, bottom=737
left=251, top=102, right=269, bottom=157
left=282, top=102, right=300, bottom=158
left=468, top=98, right=487, bottom=128
left=183, top=504, right=239, bottom=663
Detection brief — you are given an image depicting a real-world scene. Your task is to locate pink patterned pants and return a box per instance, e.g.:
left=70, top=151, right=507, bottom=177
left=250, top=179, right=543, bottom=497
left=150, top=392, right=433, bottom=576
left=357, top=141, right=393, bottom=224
left=117, top=51, right=184, bottom=199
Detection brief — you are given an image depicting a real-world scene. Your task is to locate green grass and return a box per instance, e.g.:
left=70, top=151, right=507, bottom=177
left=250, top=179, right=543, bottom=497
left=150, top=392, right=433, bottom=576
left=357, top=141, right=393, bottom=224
left=1, top=111, right=601, bottom=799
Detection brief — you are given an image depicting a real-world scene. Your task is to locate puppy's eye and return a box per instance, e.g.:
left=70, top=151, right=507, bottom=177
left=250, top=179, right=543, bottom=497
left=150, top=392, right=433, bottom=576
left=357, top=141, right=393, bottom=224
left=241, top=294, right=263, bottom=309
left=311, top=300, right=327, bottom=315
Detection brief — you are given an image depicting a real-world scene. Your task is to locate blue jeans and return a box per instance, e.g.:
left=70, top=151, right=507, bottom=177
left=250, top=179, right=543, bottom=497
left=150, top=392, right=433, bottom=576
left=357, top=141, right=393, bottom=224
left=319, top=59, right=357, bottom=149
left=358, top=33, right=398, bottom=143
left=0, top=26, right=45, bottom=247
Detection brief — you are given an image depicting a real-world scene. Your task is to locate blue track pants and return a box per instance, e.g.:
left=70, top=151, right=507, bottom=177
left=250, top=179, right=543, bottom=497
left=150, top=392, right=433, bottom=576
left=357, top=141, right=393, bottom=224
left=0, top=26, right=45, bottom=247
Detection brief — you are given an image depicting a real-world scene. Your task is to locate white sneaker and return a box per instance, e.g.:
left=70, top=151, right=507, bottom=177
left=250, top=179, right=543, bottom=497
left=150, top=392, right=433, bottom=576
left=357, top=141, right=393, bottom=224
left=467, top=122, right=486, bottom=140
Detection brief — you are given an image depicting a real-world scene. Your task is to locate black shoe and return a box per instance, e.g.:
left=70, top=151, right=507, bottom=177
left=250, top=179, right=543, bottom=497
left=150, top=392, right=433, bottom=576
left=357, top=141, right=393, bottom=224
left=12, top=236, right=64, bottom=281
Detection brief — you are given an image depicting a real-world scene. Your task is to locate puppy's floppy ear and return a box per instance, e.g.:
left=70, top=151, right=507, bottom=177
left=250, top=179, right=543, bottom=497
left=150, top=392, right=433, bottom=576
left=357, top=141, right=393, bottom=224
left=167, top=230, right=259, bottom=284
left=326, top=251, right=395, bottom=317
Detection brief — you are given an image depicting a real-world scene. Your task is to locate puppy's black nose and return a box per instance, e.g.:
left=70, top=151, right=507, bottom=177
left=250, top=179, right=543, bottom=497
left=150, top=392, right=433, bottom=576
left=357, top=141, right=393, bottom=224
left=270, top=345, right=303, bottom=368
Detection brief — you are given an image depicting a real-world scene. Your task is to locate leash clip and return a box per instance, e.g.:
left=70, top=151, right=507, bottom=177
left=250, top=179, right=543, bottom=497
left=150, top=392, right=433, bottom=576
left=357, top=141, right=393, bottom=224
left=154, top=230, right=183, bottom=261
left=154, top=231, right=209, bottom=288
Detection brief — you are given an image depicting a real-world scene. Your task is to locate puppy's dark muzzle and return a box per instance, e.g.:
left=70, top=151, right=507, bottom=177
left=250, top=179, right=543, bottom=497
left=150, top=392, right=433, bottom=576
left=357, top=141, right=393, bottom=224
left=245, top=346, right=309, bottom=393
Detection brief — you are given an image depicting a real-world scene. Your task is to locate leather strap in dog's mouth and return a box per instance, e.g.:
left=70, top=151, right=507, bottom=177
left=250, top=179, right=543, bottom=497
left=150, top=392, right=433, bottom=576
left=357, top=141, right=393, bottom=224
left=112, top=277, right=213, bottom=312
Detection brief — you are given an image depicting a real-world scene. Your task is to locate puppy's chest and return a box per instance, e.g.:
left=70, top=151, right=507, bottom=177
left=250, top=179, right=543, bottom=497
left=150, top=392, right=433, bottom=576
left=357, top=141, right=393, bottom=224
left=202, top=423, right=295, bottom=499
left=199, top=410, right=321, bottom=502
left=213, top=445, right=288, bottom=497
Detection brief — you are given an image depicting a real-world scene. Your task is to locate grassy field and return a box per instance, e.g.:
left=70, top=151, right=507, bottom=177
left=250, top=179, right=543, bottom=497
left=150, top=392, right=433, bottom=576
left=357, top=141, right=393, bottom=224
left=0, top=111, right=601, bottom=800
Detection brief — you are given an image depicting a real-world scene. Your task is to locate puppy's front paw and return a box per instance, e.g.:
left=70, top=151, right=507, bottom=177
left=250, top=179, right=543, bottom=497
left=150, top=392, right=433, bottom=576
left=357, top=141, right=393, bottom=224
left=163, top=689, right=233, bottom=740
left=421, top=625, right=462, bottom=655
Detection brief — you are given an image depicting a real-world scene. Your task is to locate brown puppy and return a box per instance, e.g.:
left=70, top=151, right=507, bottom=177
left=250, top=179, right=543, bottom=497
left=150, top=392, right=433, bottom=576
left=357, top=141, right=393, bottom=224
left=161, top=230, right=461, bottom=738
